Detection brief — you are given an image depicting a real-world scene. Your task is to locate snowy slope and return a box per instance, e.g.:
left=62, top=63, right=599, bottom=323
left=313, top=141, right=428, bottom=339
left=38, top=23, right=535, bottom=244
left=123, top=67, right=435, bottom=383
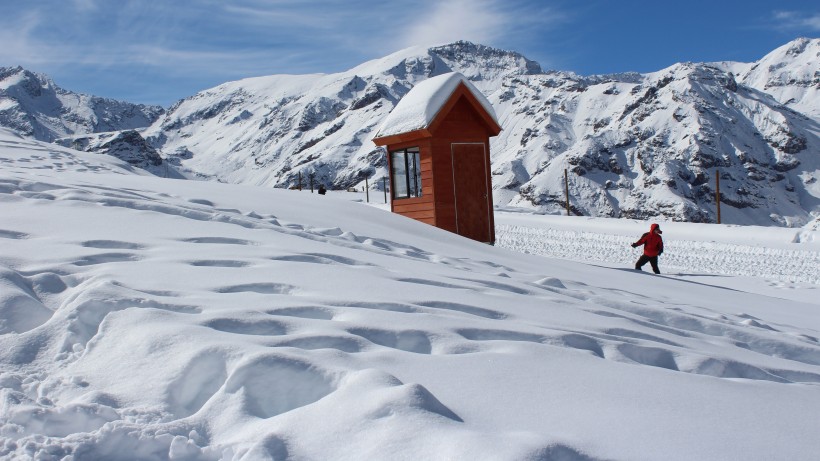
left=0, top=66, right=163, bottom=142
left=1, top=129, right=820, bottom=460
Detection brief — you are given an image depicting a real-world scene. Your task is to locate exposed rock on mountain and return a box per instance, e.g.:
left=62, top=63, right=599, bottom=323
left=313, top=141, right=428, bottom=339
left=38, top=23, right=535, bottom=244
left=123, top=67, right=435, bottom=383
left=54, top=130, right=169, bottom=175
left=495, top=54, right=818, bottom=226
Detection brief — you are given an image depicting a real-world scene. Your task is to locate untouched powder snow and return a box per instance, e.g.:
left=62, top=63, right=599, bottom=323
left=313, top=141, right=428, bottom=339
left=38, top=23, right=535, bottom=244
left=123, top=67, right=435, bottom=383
left=1, top=131, right=820, bottom=460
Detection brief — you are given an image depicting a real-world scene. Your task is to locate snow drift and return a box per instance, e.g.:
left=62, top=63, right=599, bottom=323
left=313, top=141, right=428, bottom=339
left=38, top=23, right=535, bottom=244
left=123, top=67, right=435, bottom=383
left=1, top=129, right=819, bottom=460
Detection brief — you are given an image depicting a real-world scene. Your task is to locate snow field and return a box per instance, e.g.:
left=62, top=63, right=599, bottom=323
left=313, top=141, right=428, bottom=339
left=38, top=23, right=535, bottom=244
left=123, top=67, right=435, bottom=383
left=1, top=133, right=820, bottom=460
left=497, top=222, right=820, bottom=284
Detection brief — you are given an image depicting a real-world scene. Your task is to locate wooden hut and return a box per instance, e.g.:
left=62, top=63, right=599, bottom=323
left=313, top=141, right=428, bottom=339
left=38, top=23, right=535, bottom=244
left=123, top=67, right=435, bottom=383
left=372, top=72, right=501, bottom=244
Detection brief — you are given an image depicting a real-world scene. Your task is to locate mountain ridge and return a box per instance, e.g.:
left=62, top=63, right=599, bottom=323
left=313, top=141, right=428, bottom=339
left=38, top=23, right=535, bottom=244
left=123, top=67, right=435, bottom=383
left=2, top=38, right=819, bottom=227
left=0, top=66, right=164, bottom=142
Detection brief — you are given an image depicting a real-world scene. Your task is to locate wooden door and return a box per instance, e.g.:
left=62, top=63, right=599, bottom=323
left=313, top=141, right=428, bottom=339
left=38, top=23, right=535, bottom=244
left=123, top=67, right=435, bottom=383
left=451, top=143, right=491, bottom=242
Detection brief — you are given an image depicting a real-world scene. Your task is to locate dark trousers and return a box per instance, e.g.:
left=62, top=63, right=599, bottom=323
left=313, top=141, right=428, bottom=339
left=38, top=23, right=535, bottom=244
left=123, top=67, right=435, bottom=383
left=635, top=255, right=660, bottom=274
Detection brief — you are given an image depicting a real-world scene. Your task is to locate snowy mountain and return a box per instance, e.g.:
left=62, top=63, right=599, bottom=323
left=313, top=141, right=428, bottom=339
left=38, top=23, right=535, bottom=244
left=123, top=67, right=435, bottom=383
left=138, top=39, right=819, bottom=227
left=723, top=37, right=820, bottom=120
left=496, top=54, right=819, bottom=227
left=140, top=42, right=540, bottom=188
left=1, top=128, right=819, bottom=460
left=2, top=39, right=818, bottom=227
left=0, top=66, right=163, bottom=142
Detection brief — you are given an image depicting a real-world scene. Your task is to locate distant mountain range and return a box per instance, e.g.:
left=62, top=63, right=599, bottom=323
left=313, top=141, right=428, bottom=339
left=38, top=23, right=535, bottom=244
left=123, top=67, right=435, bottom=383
left=1, top=38, right=818, bottom=227
left=0, top=66, right=163, bottom=141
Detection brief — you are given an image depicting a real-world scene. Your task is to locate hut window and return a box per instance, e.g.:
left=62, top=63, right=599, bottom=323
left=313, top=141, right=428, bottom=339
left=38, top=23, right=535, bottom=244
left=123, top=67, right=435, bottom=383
left=390, top=147, right=422, bottom=199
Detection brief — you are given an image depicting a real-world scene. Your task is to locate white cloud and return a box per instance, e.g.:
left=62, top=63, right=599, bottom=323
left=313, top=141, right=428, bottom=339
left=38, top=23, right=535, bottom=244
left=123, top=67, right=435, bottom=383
left=126, top=44, right=301, bottom=78
left=773, top=10, right=820, bottom=31
left=0, top=12, right=57, bottom=66
left=0, top=0, right=563, bottom=105
left=396, top=0, right=508, bottom=49
left=71, top=0, right=98, bottom=11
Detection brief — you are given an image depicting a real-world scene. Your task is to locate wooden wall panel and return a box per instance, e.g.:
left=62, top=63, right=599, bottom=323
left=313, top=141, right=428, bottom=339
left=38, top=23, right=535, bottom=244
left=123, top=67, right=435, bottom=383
left=401, top=210, right=436, bottom=220
left=393, top=201, right=435, bottom=213
left=429, top=96, right=496, bottom=243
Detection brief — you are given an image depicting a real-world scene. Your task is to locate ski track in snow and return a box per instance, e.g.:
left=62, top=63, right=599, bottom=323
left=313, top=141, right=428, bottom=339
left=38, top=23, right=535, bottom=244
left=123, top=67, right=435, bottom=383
left=497, top=224, right=820, bottom=284
left=1, top=135, right=820, bottom=460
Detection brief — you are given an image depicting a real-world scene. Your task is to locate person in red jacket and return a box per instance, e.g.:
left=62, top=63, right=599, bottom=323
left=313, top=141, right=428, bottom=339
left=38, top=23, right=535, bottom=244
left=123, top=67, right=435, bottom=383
left=632, top=223, right=664, bottom=274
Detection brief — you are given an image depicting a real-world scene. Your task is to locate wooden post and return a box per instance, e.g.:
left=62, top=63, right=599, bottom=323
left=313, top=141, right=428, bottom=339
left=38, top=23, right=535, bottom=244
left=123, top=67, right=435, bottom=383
left=715, top=169, right=721, bottom=224
left=383, top=177, right=387, bottom=204
left=564, top=168, right=571, bottom=216
left=365, top=177, right=370, bottom=203
left=309, top=174, right=314, bottom=193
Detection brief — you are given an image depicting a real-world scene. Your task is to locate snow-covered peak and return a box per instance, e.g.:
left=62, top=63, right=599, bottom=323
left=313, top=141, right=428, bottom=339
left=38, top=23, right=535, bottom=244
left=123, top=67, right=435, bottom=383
left=741, top=37, right=820, bottom=86
left=343, top=45, right=441, bottom=82
left=491, top=44, right=819, bottom=226
left=731, top=37, right=820, bottom=118
left=0, top=66, right=163, bottom=142
left=0, top=66, right=53, bottom=93
left=429, top=40, right=543, bottom=82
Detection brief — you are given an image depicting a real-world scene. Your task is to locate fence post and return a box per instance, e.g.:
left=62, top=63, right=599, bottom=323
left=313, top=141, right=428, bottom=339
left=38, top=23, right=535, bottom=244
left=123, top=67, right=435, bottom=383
left=365, top=177, right=369, bottom=203
left=564, top=168, right=570, bottom=216
left=309, top=173, right=314, bottom=193
left=383, top=177, right=387, bottom=204
left=715, top=169, right=721, bottom=224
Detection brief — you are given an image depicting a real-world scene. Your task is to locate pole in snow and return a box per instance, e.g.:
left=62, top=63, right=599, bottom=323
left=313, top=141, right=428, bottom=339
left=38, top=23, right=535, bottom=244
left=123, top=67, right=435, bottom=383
left=365, top=177, right=370, bottom=203
left=716, top=169, right=721, bottom=224
left=564, top=168, right=571, bottom=216
left=383, top=177, right=387, bottom=204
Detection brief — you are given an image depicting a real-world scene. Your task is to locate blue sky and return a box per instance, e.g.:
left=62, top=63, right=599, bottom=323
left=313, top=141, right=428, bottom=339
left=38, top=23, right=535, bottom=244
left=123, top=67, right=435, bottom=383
left=1, top=0, right=818, bottom=107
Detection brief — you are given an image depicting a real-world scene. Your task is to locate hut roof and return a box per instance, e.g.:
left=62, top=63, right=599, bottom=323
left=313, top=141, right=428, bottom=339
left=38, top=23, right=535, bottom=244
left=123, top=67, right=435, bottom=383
left=374, top=72, right=498, bottom=140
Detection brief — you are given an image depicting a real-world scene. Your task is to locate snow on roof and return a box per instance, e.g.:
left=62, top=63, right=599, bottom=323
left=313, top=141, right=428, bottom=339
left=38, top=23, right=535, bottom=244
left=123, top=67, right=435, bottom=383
left=375, top=72, right=498, bottom=139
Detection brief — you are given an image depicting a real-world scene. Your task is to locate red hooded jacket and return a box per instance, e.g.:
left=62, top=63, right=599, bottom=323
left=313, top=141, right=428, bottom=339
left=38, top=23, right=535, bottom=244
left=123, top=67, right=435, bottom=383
left=633, top=223, right=664, bottom=257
